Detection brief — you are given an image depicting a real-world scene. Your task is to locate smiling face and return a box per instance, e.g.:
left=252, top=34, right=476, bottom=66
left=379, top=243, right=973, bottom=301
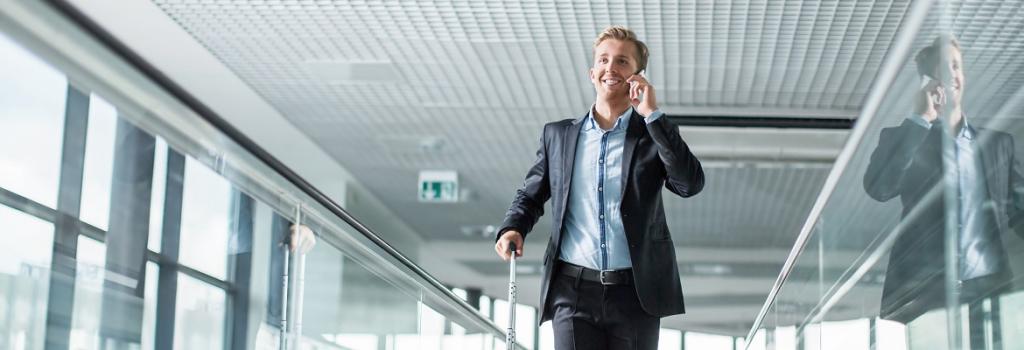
left=589, top=38, right=641, bottom=102
left=917, top=37, right=965, bottom=110
left=937, top=46, right=965, bottom=108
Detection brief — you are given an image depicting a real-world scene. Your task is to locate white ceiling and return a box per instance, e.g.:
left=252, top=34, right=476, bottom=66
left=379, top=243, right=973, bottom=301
left=147, top=0, right=1024, bottom=337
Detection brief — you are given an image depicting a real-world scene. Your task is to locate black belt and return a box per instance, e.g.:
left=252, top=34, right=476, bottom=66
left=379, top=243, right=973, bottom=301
left=557, top=261, right=633, bottom=285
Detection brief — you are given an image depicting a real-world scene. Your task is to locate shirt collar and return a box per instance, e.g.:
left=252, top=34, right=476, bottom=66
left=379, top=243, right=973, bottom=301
left=957, top=114, right=974, bottom=140
left=584, top=106, right=633, bottom=132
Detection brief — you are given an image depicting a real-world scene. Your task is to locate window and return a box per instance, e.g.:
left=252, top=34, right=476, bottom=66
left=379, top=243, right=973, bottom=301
left=179, top=158, right=232, bottom=280
left=69, top=236, right=106, bottom=349
left=0, top=34, right=66, bottom=208
left=174, top=273, right=227, bottom=349
left=685, top=331, right=734, bottom=350
left=657, top=329, right=682, bottom=350
left=0, top=204, right=55, bottom=349
left=79, top=94, right=118, bottom=230
left=147, top=139, right=168, bottom=253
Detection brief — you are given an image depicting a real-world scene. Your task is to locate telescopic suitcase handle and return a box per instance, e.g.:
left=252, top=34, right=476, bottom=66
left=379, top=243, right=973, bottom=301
left=506, top=242, right=518, bottom=349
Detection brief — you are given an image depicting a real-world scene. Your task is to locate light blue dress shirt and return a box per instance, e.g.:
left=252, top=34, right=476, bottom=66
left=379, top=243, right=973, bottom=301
left=908, top=115, right=990, bottom=279
left=559, top=107, right=664, bottom=271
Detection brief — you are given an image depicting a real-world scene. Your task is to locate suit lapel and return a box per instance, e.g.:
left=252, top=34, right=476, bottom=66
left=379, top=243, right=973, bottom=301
left=620, top=110, right=643, bottom=192
left=973, top=128, right=1002, bottom=203
left=560, top=114, right=585, bottom=209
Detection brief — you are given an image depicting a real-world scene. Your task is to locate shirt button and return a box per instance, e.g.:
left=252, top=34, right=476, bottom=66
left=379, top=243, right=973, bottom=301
left=599, top=159, right=604, bottom=164
left=599, top=214, right=604, bottom=219
left=601, top=244, right=606, bottom=248
left=598, top=187, right=603, bottom=191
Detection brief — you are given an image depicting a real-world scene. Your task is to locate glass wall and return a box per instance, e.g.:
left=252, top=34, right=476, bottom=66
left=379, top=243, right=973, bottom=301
left=0, top=3, right=511, bottom=350
left=748, top=0, right=1024, bottom=349
left=0, top=27, right=268, bottom=346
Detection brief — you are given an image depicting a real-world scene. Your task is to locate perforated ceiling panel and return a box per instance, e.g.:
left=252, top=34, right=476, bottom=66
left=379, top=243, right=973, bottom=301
left=151, top=0, right=906, bottom=242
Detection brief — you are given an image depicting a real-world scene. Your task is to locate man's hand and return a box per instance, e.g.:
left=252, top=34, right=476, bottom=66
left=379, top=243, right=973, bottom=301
left=628, top=73, right=658, bottom=117
left=914, top=78, right=945, bottom=123
left=288, top=224, right=317, bottom=254
left=494, top=230, right=524, bottom=261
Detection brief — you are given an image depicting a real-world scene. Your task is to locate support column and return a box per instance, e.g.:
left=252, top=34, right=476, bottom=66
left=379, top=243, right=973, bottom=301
left=153, top=149, right=184, bottom=350
left=228, top=190, right=255, bottom=350
left=44, top=85, right=90, bottom=350
left=99, top=119, right=155, bottom=348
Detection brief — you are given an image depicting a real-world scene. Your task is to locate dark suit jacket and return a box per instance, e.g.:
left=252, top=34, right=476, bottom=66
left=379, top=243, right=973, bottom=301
left=864, top=119, right=1024, bottom=323
left=499, top=110, right=704, bottom=323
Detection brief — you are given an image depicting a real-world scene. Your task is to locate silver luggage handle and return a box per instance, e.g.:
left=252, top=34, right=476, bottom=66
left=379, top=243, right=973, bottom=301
left=506, top=242, right=518, bottom=349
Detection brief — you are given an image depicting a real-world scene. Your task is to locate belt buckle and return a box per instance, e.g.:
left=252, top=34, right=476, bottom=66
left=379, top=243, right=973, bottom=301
left=599, top=271, right=613, bottom=285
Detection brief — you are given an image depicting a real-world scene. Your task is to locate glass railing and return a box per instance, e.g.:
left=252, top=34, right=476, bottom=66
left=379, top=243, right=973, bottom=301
left=0, top=1, right=518, bottom=349
left=746, top=0, right=1024, bottom=349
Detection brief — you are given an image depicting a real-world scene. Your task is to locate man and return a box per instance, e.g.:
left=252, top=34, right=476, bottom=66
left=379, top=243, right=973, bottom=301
left=863, top=35, right=1024, bottom=348
left=494, top=26, right=704, bottom=349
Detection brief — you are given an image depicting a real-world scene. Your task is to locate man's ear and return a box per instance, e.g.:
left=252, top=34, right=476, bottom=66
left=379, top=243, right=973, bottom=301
left=588, top=67, right=594, bottom=81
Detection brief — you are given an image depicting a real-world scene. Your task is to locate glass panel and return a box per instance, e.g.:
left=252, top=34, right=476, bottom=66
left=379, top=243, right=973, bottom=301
left=821, top=319, right=869, bottom=350
left=657, top=329, right=682, bottom=350
left=775, top=326, right=797, bottom=350
left=491, top=303, right=537, bottom=350
left=142, top=262, right=158, bottom=350
left=174, top=273, right=227, bottom=350
left=451, top=287, right=467, bottom=301
left=299, top=246, right=418, bottom=348
left=803, top=323, right=822, bottom=350
left=742, top=328, right=767, bottom=350
left=876, top=318, right=908, bottom=350
left=1001, top=290, right=1024, bottom=349
left=685, top=331, right=734, bottom=349
left=179, top=158, right=232, bottom=280
left=79, top=94, right=117, bottom=230
left=0, top=204, right=55, bottom=350
left=1, top=10, right=512, bottom=350
left=69, top=236, right=106, bottom=349
left=148, top=139, right=168, bottom=253
left=0, top=33, right=66, bottom=209
left=492, top=298, right=509, bottom=349
left=417, top=301, right=446, bottom=350
left=538, top=322, right=553, bottom=350
left=481, top=295, right=492, bottom=320
left=748, top=1, right=1024, bottom=349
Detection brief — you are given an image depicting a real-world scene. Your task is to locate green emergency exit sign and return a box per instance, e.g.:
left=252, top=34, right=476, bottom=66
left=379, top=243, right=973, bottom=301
left=418, top=170, right=458, bottom=202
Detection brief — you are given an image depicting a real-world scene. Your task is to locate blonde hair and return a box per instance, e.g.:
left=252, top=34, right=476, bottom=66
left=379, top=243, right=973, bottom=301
left=915, top=34, right=961, bottom=79
left=593, top=26, right=649, bottom=74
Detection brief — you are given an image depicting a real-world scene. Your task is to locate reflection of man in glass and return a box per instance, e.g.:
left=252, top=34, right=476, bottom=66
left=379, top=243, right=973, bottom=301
left=864, top=35, right=1024, bottom=346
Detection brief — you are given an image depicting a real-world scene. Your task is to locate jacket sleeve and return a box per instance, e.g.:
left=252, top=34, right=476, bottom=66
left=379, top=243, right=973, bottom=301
left=496, top=125, right=553, bottom=241
left=645, top=114, right=705, bottom=198
left=863, top=120, right=931, bottom=202
left=1003, top=133, right=1024, bottom=240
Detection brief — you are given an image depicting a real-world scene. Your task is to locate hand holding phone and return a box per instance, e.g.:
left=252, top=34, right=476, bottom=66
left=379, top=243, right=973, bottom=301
left=915, top=75, right=945, bottom=122
left=628, top=71, right=658, bottom=117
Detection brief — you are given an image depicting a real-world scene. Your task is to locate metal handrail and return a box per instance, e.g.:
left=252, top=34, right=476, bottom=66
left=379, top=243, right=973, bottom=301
left=38, top=0, right=513, bottom=343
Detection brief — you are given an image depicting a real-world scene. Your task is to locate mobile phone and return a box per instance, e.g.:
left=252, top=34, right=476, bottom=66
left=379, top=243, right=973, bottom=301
left=920, top=74, right=934, bottom=88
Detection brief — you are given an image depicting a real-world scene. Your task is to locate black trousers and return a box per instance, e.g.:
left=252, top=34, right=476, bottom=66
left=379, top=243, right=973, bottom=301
left=546, top=269, right=660, bottom=350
